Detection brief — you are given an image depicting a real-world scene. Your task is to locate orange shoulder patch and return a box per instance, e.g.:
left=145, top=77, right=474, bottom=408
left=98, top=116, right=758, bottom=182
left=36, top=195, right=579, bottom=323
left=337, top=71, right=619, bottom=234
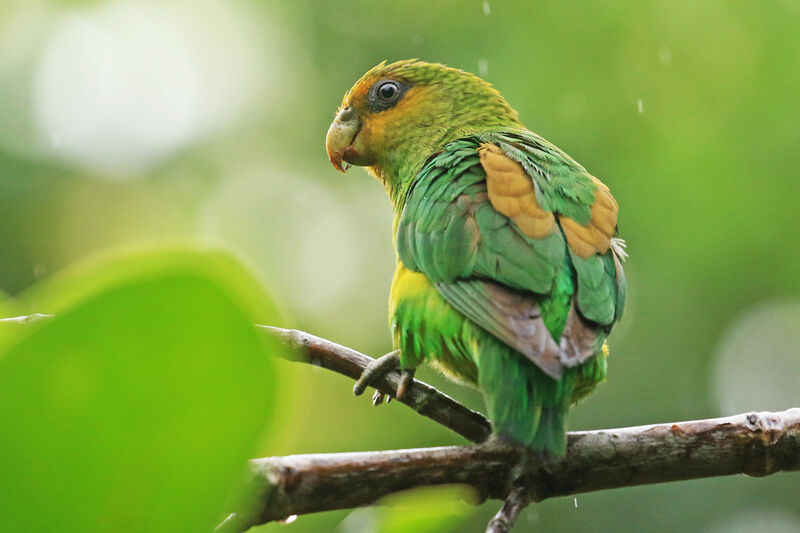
left=559, top=176, right=618, bottom=258
left=478, top=143, right=555, bottom=239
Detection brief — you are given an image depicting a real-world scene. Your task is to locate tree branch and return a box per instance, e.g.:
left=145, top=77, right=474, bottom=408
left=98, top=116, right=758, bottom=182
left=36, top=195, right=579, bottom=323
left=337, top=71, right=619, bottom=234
left=259, top=326, right=491, bottom=443
left=225, top=408, right=800, bottom=530
left=7, top=317, right=798, bottom=532
left=485, top=486, right=530, bottom=533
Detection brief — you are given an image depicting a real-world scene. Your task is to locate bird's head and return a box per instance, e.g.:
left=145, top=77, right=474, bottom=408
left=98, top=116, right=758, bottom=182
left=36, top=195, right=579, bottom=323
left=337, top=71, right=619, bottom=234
left=325, top=59, right=521, bottom=185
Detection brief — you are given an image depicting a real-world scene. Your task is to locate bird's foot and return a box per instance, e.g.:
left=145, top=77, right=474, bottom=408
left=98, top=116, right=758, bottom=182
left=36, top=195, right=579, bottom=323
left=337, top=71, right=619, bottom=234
left=395, top=368, right=415, bottom=400
left=353, top=350, right=400, bottom=397
left=353, top=350, right=416, bottom=403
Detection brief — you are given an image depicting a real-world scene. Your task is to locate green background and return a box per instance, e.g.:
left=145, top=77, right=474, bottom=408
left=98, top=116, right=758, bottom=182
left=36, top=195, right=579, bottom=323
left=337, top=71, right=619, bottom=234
left=0, top=0, right=798, bottom=531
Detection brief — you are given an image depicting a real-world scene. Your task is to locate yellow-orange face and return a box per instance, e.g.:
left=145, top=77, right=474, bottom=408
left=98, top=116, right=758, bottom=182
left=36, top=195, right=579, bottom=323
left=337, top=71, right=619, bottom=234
left=325, top=61, right=439, bottom=173
left=325, top=59, right=520, bottom=178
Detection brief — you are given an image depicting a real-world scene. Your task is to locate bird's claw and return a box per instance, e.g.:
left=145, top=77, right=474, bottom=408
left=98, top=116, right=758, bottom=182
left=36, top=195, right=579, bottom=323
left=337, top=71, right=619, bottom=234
left=353, top=350, right=401, bottom=397
left=353, top=350, right=414, bottom=404
left=371, top=390, right=391, bottom=406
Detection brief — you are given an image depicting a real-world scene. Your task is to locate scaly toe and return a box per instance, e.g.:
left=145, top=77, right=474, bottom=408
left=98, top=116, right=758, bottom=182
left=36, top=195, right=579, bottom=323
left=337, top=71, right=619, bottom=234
left=353, top=350, right=401, bottom=397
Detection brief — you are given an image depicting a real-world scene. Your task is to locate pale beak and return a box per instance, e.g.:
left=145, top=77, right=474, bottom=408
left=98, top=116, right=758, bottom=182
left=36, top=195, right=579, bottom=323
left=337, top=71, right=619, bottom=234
left=325, top=106, right=360, bottom=172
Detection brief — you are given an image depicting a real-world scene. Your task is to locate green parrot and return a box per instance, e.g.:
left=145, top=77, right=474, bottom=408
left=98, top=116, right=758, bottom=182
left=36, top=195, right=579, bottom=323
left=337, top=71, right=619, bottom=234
left=325, top=60, right=626, bottom=455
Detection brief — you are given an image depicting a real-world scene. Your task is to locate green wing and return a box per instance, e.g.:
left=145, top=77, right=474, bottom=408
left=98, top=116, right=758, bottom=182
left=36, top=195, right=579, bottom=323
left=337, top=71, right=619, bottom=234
left=397, top=137, right=566, bottom=293
left=397, top=132, right=626, bottom=378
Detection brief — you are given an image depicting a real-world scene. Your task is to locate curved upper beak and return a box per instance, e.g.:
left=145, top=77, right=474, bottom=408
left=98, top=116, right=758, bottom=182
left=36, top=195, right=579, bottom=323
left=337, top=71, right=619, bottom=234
left=325, top=107, right=361, bottom=172
left=325, top=106, right=361, bottom=172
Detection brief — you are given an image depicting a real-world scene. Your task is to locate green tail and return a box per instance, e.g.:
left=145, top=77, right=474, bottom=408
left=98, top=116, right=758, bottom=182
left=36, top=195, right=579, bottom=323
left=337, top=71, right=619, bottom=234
left=476, top=334, right=606, bottom=456
left=529, top=406, right=568, bottom=456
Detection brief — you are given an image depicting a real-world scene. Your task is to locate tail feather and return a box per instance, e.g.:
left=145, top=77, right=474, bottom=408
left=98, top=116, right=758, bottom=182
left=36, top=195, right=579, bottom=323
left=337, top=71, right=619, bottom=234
left=529, top=407, right=567, bottom=456
left=476, top=337, right=575, bottom=456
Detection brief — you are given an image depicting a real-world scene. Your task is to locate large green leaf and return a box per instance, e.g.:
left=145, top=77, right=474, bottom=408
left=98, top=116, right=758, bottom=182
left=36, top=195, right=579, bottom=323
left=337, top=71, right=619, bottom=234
left=0, top=248, right=281, bottom=532
left=19, top=245, right=280, bottom=324
left=0, top=294, right=23, bottom=352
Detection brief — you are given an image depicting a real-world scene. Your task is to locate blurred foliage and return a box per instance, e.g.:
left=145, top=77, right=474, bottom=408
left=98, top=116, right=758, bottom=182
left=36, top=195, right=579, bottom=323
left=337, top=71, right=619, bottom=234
left=338, top=485, right=477, bottom=533
left=0, top=248, right=283, bottom=531
left=0, top=0, right=798, bottom=531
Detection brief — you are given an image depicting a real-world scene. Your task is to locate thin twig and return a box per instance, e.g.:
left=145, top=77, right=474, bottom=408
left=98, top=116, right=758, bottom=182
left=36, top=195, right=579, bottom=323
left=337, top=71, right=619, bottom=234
left=485, top=486, right=530, bottom=533
left=0, top=313, right=54, bottom=324
left=214, top=513, right=250, bottom=533
left=259, top=325, right=492, bottom=443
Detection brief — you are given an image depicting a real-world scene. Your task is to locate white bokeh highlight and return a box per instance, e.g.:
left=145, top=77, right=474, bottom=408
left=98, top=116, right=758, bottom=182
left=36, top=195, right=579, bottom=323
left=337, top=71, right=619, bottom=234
left=199, top=165, right=395, bottom=336
left=712, top=300, right=800, bottom=415
left=0, top=1, right=56, bottom=159
left=30, top=0, right=269, bottom=176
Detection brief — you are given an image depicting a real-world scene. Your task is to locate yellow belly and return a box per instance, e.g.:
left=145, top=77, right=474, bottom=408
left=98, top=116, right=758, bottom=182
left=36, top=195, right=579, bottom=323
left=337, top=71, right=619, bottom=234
left=388, top=262, right=478, bottom=384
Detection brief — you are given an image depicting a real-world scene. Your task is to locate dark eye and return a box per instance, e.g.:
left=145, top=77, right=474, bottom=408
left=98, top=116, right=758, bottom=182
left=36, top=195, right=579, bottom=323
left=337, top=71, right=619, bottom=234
left=378, top=81, right=399, bottom=101
left=368, top=79, right=408, bottom=111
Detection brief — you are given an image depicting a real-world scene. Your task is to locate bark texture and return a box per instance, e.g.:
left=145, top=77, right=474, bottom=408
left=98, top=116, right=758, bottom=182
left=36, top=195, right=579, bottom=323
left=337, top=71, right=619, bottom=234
left=225, top=408, right=800, bottom=530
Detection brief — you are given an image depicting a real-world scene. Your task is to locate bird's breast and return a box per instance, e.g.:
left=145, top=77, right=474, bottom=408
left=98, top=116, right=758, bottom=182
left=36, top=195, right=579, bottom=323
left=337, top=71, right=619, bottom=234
left=388, top=262, right=479, bottom=384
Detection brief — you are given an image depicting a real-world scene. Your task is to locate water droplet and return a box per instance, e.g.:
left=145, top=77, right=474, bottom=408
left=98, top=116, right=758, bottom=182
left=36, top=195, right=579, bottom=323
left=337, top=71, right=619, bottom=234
left=482, top=1, right=491, bottom=15
left=658, top=46, right=672, bottom=66
left=637, top=99, right=644, bottom=114
left=478, top=58, right=489, bottom=77
left=574, top=497, right=578, bottom=508
left=279, top=514, right=298, bottom=525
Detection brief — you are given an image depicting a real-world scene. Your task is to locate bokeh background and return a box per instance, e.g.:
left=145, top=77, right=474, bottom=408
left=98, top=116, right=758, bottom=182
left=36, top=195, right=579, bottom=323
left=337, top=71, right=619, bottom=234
left=1, top=0, right=799, bottom=531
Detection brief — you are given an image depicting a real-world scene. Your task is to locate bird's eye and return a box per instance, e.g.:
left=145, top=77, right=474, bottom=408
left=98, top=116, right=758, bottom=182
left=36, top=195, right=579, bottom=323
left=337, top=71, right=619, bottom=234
left=368, top=79, right=407, bottom=112
left=378, top=81, right=399, bottom=101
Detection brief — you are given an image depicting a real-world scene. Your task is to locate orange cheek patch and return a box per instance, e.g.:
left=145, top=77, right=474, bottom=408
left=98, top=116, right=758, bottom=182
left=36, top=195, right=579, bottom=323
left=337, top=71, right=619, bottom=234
left=362, top=86, right=433, bottom=134
left=479, top=143, right=555, bottom=239
left=349, top=86, right=434, bottom=158
left=351, top=113, right=384, bottom=162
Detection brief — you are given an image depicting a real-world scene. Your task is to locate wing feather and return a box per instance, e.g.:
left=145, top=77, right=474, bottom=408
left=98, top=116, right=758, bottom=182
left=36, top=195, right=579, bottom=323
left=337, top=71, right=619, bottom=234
left=397, top=132, right=626, bottom=376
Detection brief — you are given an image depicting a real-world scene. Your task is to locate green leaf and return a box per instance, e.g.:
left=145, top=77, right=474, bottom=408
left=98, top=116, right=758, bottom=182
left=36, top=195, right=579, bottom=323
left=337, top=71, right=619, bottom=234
left=0, top=296, right=24, bottom=352
left=19, top=244, right=280, bottom=324
left=0, top=248, right=282, bottom=532
left=339, top=485, right=477, bottom=533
